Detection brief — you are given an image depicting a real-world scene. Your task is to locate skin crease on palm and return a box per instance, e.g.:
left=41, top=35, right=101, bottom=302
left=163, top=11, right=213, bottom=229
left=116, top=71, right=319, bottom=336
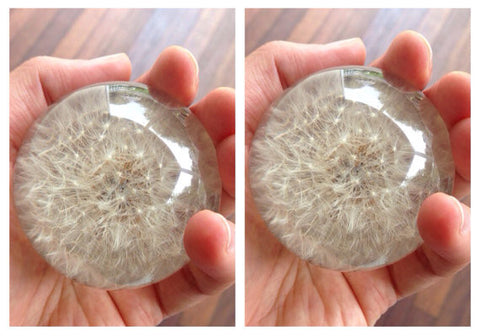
left=245, top=31, right=470, bottom=326
left=10, top=47, right=235, bottom=326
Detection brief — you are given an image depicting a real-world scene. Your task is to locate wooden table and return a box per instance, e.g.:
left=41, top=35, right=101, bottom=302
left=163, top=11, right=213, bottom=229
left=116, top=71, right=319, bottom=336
left=246, top=8, right=470, bottom=86
left=245, top=8, right=470, bottom=326
left=10, top=8, right=235, bottom=104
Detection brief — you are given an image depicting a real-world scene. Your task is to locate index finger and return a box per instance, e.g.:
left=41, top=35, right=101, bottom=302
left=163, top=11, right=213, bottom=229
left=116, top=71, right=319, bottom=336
left=136, top=46, right=199, bottom=107
left=370, top=30, right=432, bottom=90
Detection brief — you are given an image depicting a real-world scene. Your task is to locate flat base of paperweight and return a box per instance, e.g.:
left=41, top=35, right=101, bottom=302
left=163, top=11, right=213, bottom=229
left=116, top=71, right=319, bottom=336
left=249, top=66, right=454, bottom=271
left=13, top=82, right=221, bottom=289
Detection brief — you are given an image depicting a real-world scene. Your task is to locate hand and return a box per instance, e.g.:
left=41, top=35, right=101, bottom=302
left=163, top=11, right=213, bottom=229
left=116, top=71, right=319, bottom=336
left=245, top=31, right=470, bottom=326
left=10, top=46, right=235, bottom=325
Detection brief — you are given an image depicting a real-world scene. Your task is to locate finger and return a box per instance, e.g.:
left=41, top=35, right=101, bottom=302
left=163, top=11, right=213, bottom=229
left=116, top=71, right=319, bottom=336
left=190, top=87, right=235, bottom=147
left=190, top=87, right=235, bottom=208
left=387, top=193, right=470, bottom=298
left=217, top=134, right=235, bottom=200
left=370, top=30, right=432, bottom=90
left=424, top=72, right=471, bottom=192
left=450, top=118, right=471, bottom=183
left=245, top=38, right=366, bottom=144
left=452, top=174, right=470, bottom=201
left=184, top=210, right=235, bottom=281
left=220, top=190, right=235, bottom=218
left=104, top=198, right=235, bottom=326
left=152, top=210, right=234, bottom=317
left=136, top=46, right=199, bottom=107
left=9, top=54, right=132, bottom=153
left=424, top=71, right=471, bottom=130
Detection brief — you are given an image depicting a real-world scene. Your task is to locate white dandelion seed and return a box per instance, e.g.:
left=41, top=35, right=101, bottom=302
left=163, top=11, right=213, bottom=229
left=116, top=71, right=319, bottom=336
left=249, top=66, right=454, bottom=271
left=13, top=82, right=222, bottom=289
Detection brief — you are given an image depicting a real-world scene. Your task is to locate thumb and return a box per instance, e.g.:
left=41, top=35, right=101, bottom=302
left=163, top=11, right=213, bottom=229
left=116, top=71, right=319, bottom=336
left=417, top=192, right=470, bottom=275
left=183, top=210, right=235, bottom=290
left=142, top=210, right=234, bottom=319
left=387, top=192, right=470, bottom=298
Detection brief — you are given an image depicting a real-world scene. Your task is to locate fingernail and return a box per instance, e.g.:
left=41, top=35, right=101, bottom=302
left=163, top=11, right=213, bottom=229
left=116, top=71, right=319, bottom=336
left=417, top=32, right=433, bottom=66
left=217, top=213, right=234, bottom=253
left=91, top=53, right=127, bottom=62
left=183, top=48, right=199, bottom=78
left=328, top=37, right=362, bottom=48
left=450, top=196, right=467, bottom=234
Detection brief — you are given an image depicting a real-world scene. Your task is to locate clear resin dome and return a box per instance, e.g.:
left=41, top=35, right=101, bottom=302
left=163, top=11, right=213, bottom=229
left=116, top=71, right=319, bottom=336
left=13, top=82, right=221, bottom=289
left=249, top=66, right=454, bottom=271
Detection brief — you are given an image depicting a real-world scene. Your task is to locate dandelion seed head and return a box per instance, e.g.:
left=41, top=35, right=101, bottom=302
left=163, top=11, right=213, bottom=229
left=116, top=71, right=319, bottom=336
left=13, top=82, right=221, bottom=289
left=249, top=66, right=454, bottom=271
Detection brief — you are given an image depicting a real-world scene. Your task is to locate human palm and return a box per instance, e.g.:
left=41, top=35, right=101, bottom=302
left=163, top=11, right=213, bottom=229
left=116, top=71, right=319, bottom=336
left=10, top=47, right=235, bottom=325
left=245, top=31, right=470, bottom=325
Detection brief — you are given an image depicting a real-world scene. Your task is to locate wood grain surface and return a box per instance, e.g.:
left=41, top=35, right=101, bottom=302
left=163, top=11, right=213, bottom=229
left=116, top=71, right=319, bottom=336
left=10, top=8, right=235, bottom=103
left=246, top=8, right=470, bottom=86
left=9, top=8, right=235, bottom=327
left=245, top=8, right=470, bottom=327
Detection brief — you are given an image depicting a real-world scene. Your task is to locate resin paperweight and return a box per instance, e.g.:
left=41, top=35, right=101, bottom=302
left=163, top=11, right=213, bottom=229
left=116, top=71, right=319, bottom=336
left=13, top=82, right=221, bottom=289
left=249, top=66, right=454, bottom=271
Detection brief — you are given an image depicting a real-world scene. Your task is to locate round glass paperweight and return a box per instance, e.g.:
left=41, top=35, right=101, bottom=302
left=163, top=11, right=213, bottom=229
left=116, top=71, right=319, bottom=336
left=249, top=66, right=455, bottom=271
left=13, top=82, right=222, bottom=289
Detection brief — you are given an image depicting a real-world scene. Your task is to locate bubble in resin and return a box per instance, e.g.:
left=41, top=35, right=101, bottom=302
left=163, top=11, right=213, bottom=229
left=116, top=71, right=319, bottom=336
left=13, top=82, right=221, bottom=289
left=249, top=66, right=455, bottom=271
